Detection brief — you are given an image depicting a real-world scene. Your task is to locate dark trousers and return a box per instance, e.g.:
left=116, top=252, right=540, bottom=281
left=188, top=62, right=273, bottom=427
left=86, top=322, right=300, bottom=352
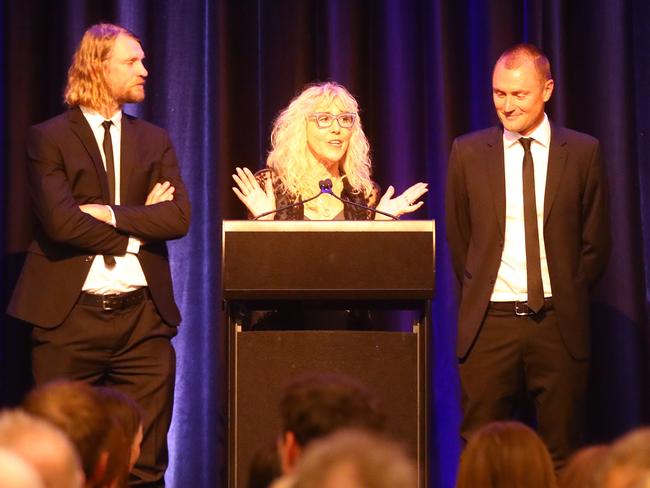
left=31, top=295, right=176, bottom=487
left=459, top=305, right=588, bottom=469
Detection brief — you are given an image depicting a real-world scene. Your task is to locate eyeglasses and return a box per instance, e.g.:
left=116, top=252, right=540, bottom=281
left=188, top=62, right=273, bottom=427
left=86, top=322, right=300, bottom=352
left=308, top=112, right=357, bottom=129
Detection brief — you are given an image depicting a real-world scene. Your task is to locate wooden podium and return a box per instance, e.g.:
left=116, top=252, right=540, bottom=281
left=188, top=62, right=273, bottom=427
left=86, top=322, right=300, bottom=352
left=222, top=220, right=435, bottom=487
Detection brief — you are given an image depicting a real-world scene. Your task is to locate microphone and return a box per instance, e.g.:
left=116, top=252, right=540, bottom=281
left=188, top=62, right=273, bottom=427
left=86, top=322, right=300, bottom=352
left=252, top=181, right=331, bottom=220
left=319, top=178, right=399, bottom=220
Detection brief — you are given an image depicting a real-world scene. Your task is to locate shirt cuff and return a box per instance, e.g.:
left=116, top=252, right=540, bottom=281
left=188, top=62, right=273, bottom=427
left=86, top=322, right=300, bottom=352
left=127, top=237, right=142, bottom=254
left=106, top=205, right=117, bottom=227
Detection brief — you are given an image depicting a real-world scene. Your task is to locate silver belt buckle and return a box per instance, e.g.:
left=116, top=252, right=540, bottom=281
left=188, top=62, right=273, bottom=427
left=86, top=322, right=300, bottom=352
left=514, top=301, right=532, bottom=316
left=101, top=293, right=118, bottom=311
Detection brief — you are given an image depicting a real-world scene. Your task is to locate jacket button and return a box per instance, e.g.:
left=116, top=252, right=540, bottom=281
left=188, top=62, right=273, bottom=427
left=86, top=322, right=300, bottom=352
left=489, top=278, right=495, bottom=284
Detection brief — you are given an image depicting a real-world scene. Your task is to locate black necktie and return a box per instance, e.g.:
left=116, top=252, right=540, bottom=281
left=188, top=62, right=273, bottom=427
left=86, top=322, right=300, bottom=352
left=102, top=120, right=115, bottom=205
left=519, top=137, right=544, bottom=312
left=102, top=120, right=116, bottom=268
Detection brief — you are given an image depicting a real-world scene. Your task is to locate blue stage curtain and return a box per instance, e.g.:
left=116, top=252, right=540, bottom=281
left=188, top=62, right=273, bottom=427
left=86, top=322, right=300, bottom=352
left=1, top=1, right=648, bottom=487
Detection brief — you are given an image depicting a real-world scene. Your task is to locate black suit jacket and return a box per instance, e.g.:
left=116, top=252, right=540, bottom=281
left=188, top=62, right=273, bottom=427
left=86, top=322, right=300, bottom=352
left=8, top=107, right=191, bottom=327
left=445, top=124, right=609, bottom=360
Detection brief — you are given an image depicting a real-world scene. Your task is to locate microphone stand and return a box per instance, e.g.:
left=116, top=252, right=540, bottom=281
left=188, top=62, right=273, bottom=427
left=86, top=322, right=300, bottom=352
left=319, top=179, right=399, bottom=220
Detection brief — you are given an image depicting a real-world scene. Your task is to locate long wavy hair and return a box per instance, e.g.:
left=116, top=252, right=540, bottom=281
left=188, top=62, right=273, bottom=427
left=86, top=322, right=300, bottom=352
left=64, top=23, right=138, bottom=111
left=266, top=82, right=374, bottom=199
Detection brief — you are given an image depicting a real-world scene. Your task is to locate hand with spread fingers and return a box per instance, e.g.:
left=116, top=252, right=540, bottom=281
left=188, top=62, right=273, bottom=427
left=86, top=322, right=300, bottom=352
left=375, top=182, right=429, bottom=219
left=232, top=167, right=276, bottom=220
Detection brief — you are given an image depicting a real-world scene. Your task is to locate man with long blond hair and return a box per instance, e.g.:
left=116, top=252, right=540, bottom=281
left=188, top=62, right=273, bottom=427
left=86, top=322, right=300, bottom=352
left=7, top=23, right=190, bottom=487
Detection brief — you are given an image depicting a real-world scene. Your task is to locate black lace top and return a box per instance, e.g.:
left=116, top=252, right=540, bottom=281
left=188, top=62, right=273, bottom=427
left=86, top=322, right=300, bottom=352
left=254, top=169, right=380, bottom=220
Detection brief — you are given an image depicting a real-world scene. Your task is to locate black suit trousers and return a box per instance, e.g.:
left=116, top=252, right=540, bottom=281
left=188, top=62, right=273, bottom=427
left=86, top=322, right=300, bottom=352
left=31, top=294, right=176, bottom=487
left=458, top=305, right=588, bottom=469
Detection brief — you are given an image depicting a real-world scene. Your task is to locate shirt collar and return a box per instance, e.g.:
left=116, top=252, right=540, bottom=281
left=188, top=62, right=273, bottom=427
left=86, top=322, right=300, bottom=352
left=503, top=113, right=550, bottom=149
left=80, top=106, right=123, bottom=131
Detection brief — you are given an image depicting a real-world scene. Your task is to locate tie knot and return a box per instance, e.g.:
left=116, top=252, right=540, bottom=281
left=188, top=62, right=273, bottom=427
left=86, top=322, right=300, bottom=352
left=102, top=120, right=112, bottom=131
left=519, top=137, right=533, bottom=152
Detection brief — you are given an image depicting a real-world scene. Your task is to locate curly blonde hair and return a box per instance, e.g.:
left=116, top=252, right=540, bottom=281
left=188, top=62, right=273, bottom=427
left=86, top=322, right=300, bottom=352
left=64, top=23, right=138, bottom=111
left=266, top=82, right=374, bottom=199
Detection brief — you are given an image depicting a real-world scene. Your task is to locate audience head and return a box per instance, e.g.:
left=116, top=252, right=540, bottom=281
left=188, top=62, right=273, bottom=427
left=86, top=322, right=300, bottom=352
left=293, top=429, right=417, bottom=488
left=0, top=447, right=46, bottom=488
left=278, top=372, right=385, bottom=474
left=598, top=427, right=650, bottom=488
left=456, top=421, right=557, bottom=488
left=267, top=82, right=374, bottom=199
left=558, top=444, right=609, bottom=488
left=95, top=387, right=144, bottom=472
left=22, top=381, right=128, bottom=488
left=0, top=409, right=84, bottom=488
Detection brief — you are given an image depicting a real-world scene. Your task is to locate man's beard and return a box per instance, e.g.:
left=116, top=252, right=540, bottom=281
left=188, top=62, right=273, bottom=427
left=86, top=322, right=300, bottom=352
left=117, top=86, right=145, bottom=105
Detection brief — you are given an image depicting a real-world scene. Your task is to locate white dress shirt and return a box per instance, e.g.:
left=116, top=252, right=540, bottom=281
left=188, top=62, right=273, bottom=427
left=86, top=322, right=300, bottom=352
left=80, top=107, right=147, bottom=293
left=491, top=114, right=553, bottom=301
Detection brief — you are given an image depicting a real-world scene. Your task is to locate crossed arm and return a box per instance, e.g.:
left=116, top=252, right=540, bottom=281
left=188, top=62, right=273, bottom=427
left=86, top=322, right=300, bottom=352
left=27, top=125, right=190, bottom=256
left=79, top=181, right=176, bottom=222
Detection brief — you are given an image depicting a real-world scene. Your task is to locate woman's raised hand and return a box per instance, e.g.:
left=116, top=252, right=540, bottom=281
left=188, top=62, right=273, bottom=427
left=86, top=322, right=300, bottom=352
left=232, top=167, right=276, bottom=219
left=375, top=182, right=428, bottom=219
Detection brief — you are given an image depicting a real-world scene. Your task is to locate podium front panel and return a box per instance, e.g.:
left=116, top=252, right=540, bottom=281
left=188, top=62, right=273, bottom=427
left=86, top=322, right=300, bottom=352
left=231, top=330, right=421, bottom=488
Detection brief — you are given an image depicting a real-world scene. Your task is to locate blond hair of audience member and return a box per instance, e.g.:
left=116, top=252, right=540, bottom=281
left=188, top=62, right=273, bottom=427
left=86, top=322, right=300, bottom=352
left=267, top=82, right=374, bottom=202
left=0, top=409, right=84, bottom=488
left=598, top=428, right=650, bottom=488
left=558, top=444, right=609, bottom=488
left=23, top=381, right=129, bottom=488
left=292, top=429, right=417, bottom=488
left=63, top=23, right=138, bottom=114
left=456, top=421, right=557, bottom=488
left=0, top=447, right=46, bottom=488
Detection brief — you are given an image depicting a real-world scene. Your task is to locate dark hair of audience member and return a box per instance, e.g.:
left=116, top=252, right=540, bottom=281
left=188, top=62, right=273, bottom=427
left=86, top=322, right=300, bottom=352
left=95, top=387, right=144, bottom=472
left=247, top=441, right=282, bottom=488
left=456, top=421, right=558, bottom=488
left=280, top=373, right=386, bottom=448
left=558, top=444, right=610, bottom=488
left=22, top=380, right=129, bottom=488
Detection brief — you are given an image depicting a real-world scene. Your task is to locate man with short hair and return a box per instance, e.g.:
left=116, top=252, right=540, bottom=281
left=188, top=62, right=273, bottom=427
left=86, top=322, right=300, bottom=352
left=0, top=409, right=84, bottom=488
left=7, top=23, right=190, bottom=487
left=445, top=43, right=610, bottom=468
left=22, top=381, right=118, bottom=488
left=272, top=373, right=385, bottom=487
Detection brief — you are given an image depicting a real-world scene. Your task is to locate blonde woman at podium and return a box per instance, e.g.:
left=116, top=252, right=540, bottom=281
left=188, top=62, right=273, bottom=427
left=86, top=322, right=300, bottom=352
left=232, top=82, right=427, bottom=221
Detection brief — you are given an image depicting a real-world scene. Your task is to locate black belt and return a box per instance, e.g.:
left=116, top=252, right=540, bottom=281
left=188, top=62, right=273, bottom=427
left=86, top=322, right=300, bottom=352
left=78, top=288, right=150, bottom=311
left=488, top=297, right=553, bottom=316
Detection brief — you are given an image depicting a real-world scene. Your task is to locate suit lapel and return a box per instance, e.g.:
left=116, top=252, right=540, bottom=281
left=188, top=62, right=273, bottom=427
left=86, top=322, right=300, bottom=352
left=544, top=124, right=567, bottom=226
left=68, top=107, right=111, bottom=203
left=120, top=113, right=137, bottom=204
left=485, top=127, right=506, bottom=237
